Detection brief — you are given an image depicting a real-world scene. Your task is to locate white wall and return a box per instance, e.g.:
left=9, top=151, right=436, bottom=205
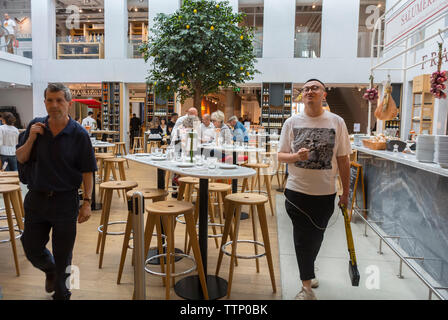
left=0, top=53, right=32, bottom=86
left=0, top=88, right=34, bottom=127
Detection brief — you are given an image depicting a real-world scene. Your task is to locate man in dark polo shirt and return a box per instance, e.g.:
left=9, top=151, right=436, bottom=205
left=16, top=83, right=97, bottom=300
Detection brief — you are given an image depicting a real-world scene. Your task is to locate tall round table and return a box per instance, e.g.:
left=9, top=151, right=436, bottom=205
left=126, top=154, right=256, bottom=300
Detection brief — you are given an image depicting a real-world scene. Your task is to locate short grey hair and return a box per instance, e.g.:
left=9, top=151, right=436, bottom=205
left=228, top=116, right=238, bottom=122
left=44, top=83, right=72, bottom=102
left=211, top=110, right=225, bottom=123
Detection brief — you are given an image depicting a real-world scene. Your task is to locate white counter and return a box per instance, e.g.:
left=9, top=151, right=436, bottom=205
left=353, top=145, right=448, bottom=178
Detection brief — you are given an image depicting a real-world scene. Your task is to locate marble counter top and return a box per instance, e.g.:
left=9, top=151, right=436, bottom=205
left=352, top=145, right=448, bottom=178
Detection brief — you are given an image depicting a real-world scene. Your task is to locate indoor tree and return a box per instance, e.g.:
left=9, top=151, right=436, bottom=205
left=139, top=0, right=258, bottom=112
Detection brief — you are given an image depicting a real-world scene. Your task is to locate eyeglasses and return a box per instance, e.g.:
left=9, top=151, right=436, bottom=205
left=301, top=85, right=323, bottom=93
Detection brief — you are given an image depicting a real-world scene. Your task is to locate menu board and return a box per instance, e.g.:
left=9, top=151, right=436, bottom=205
left=347, top=162, right=365, bottom=220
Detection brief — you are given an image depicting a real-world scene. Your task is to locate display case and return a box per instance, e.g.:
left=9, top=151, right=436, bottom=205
left=260, top=82, right=293, bottom=132
left=101, top=82, right=123, bottom=142
left=411, top=75, right=434, bottom=135
left=129, top=22, right=148, bottom=58
left=57, top=23, right=105, bottom=60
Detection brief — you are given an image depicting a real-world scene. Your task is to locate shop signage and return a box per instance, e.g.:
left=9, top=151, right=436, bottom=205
left=421, top=46, right=448, bottom=69
left=70, top=89, right=102, bottom=97
left=385, top=0, right=448, bottom=49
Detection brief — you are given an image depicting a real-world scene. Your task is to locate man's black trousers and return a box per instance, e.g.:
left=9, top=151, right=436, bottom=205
left=284, top=188, right=336, bottom=281
left=21, top=190, right=79, bottom=300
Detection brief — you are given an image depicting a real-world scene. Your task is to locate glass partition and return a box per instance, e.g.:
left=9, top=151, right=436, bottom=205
left=127, top=0, right=148, bottom=59
left=294, top=0, right=322, bottom=58
left=55, top=0, right=105, bottom=60
left=239, top=0, right=264, bottom=58
left=357, top=0, right=385, bottom=57
left=0, top=1, right=32, bottom=58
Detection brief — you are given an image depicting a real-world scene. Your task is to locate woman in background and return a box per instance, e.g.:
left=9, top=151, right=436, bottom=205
left=0, top=112, right=19, bottom=171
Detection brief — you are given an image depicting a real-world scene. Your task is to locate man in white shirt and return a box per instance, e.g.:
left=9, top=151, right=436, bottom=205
left=3, top=13, right=16, bottom=54
left=81, top=111, right=97, bottom=131
left=170, top=107, right=199, bottom=146
left=278, top=79, right=351, bottom=300
left=200, top=113, right=215, bottom=143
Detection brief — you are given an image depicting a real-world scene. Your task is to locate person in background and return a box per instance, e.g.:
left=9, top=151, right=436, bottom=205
left=200, top=113, right=215, bottom=143
left=96, top=113, right=102, bottom=130
left=278, top=79, right=351, bottom=300
left=3, top=13, right=17, bottom=54
left=227, top=115, right=248, bottom=143
left=129, top=113, right=141, bottom=149
left=211, top=110, right=232, bottom=145
left=16, top=83, right=97, bottom=300
left=0, top=113, right=3, bottom=125
left=81, top=111, right=97, bottom=130
left=167, top=113, right=178, bottom=135
left=0, top=112, right=19, bottom=171
left=158, top=118, right=168, bottom=136
left=169, top=108, right=199, bottom=146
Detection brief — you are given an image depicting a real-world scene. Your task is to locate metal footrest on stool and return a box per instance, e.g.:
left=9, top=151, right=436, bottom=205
left=0, top=228, right=23, bottom=243
left=145, top=252, right=196, bottom=277
left=98, top=221, right=127, bottom=235
left=221, top=240, right=266, bottom=259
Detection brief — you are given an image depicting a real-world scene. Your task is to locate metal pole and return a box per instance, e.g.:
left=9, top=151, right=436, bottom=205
left=132, top=191, right=146, bottom=300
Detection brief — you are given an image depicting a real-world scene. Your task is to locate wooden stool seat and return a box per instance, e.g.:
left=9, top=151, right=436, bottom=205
left=145, top=200, right=209, bottom=300
left=207, top=182, right=232, bottom=193
left=0, top=184, right=20, bottom=193
left=113, top=142, right=129, bottom=168
left=216, top=192, right=276, bottom=297
left=145, top=200, right=193, bottom=216
left=178, top=177, right=199, bottom=184
left=126, top=188, right=168, bottom=200
left=0, top=171, right=19, bottom=178
left=0, top=178, right=20, bottom=184
left=100, top=180, right=137, bottom=190
left=104, top=157, right=127, bottom=164
left=225, top=192, right=268, bottom=205
left=0, top=183, right=24, bottom=276
left=95, top=153, right=114, bottom=159
left=244, top=163, right=269, bottom=169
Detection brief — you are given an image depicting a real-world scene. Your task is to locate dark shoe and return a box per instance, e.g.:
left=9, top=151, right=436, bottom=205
left=45, top=272, right=56, bottom=293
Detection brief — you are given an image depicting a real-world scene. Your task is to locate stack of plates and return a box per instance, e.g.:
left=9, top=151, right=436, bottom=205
left=416, top=135, right=435, bottom=163
left=434, top=135, right=448, bottom=168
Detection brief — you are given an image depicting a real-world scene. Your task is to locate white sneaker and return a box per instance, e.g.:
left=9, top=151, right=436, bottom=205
left=295, top=287, right=317, bottom=300
left=311, top=278, right=319, bottom=288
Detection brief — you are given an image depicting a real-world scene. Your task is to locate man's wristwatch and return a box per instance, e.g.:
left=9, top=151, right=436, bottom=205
left=83, top=198, right=92, bottom=205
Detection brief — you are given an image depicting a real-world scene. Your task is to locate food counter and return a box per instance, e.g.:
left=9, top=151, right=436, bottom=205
left=352, top=145, right=448, bottom=292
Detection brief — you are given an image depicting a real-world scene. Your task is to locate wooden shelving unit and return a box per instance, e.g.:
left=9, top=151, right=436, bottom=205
left=260, top=82, right=292, bottom=132
left=129, top=22, right=148, bottom=58
left=411, top=74, right=434, bottom=135
left=101, top=82, right=123, bottom=142
left=57, top=22, right=104, bottom=59
left=144, top=83, right=175, bottom=130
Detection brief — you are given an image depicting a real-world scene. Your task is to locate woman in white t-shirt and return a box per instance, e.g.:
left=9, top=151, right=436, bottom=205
left=0, top=112, right=20, bottom=171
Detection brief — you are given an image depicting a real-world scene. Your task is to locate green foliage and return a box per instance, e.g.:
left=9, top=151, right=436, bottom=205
left=139, top=0, right=258, bottom=104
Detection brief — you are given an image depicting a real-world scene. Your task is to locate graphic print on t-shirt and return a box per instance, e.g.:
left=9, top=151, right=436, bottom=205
left=292, top=127, right=335, bottom=170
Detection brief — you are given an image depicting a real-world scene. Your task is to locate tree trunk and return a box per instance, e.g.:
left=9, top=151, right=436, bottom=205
left=193, top=87, right=203, bottom=116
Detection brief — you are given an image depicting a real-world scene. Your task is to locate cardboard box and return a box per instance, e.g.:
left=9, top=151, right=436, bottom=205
left=413, top=74, right=431, bottom=93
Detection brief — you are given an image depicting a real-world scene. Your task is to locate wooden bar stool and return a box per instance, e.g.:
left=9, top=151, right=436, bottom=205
left=101, top=158, right=128, bottom=202
left=0, top=178, right=25, bottom=231
left=242, top=162, right=275, bottom=216
left=132, top=137, right=144, bottom=154
left=147, top=140, right=161, bottom=153
left=96, top=180, right=138, bottom=269
left=117, top=188, right=168, bottom=284
left=144, top=200, right=209, bottom=300
left=0, top=184, right=24, bottom=276
left=216, top=193, right=276, bottom=297
left=95, top=153, right=114, bottom=183
left=114, top=142, right=129, bottom=168
left=176, top=177, right=199, bottom=251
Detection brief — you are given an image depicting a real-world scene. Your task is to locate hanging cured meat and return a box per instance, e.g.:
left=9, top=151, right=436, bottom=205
left=374, top=80, right=398, bottom=121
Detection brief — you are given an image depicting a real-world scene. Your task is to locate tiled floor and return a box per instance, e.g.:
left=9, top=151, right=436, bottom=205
left=275, top=193, right=443, bottom=300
